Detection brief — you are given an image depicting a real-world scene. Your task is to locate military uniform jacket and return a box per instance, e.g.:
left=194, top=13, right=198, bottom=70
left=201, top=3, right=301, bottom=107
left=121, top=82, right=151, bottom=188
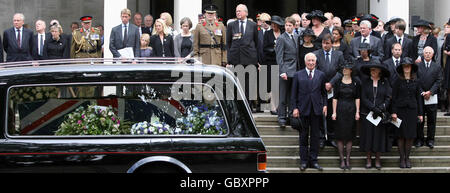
left=71, top=27, right=102, bottom=58
left=193, top=21, right=227, bottom=66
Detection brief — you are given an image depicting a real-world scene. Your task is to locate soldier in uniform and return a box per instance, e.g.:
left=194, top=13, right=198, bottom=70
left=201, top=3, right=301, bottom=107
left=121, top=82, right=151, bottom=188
left=71, top=16, right=102, bottom=58
left=193, top=4, right=227, bottom=66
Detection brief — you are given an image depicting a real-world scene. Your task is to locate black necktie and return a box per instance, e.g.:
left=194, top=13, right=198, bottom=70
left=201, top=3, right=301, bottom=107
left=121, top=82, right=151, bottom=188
left=123, top=25, right=128, bottom=46
left=363, top=38, right=367, bottom=43
left=295, top=28, right=299, bottom=35
left=398, top=38, right=402, bottom=44
left=395, top=59, right=400, bottom=67
left=308, top=70, right=313, bottom=80
left=291, top=35, right=296, bottom=48
left=240, top=20, right=245, bottom=35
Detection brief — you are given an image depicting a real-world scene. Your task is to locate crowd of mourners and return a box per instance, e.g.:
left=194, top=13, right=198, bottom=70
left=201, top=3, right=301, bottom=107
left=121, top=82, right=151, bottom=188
left=1, top=3, right=450, bottom=171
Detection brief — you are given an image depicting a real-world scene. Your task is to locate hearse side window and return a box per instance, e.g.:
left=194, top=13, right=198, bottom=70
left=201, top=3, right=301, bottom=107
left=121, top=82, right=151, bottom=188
left=7, top=83, right=228, bottom=137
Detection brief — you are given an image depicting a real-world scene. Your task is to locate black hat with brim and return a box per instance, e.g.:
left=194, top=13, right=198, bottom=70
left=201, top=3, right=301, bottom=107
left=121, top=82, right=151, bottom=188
left=413, top=19, right=432, bottom=29
left=301, top=28, right=317, bottom=40
left=396, top=57, right=418, bottom=74
left=357, top=14, right=379, bottom=29
left=270, top=15, right=284, bottom=26
left=361, top=61, right=390, bottom=78
left=306, top=10, right=328, bottom=23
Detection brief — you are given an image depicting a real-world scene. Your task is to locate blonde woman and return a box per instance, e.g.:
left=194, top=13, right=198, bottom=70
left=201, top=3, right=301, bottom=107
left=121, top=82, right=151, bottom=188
left=140, top=33, right=152, bottom=57
left=43, top=24, right=70, bottom=59
left=412, top=20, right=438, bottom=64
left=150, top=18, right=174, bottom=57
left=160, top=12, right=178, bottom=38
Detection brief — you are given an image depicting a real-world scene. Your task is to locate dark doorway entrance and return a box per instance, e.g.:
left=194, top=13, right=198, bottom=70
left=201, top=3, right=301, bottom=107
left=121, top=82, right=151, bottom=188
left=149, top=0, right=174, bottom=20
left=204, top=0, right=357, bottom=22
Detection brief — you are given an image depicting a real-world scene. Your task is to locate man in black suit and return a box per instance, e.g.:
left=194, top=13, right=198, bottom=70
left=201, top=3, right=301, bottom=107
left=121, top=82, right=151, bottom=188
left=383, top=43, right=403, bottom=86
left=142, top=14, right=154, bottom=35
left=313, top=34, right=344, bottom=148
left=350, top=20, right=384, bottom=62
left=276, top=17, right=298, bottom=127
left=383, top=21, right=413, bottom=61
left=226, top=4, right=260, bottom=106
left=291, top=53, right=328, bottom=171
left=32, top=20, right=51, bottom=60
left=3, top=13, right=34, bottom=62
left=417, top=46, right=443, bottom=148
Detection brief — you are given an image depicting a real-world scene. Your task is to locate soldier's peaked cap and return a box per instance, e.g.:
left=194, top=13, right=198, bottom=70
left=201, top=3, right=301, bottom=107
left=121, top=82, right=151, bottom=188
left=80, top=16, right=93, bottom=23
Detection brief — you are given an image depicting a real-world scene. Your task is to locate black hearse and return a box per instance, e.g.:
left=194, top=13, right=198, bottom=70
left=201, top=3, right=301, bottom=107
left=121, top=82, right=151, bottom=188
left=0, top=58, right=266, bottom=173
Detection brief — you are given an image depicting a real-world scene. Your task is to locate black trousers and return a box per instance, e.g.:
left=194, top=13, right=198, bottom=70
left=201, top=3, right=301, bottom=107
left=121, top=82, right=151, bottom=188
left=320, top=98, right=335, bottom=141
left=278, top=77, right=293, bottom=120
left=418, top=104, right=437, bottom=141
left=299, top=112, right=321, bottom=165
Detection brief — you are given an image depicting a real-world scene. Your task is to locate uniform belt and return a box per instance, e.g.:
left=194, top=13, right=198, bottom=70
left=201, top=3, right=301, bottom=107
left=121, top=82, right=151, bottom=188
left=200, top=44, right=222, bottom=49
left=80, top=49, right=97, bottom=53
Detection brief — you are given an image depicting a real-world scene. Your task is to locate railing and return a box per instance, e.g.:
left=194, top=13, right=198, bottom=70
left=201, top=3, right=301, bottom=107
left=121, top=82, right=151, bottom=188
left=0, top=58, right=203, bottom=69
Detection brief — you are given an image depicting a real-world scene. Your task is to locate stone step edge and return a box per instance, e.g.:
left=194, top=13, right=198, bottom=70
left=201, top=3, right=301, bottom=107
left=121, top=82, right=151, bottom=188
left=268, top=156, right=450, bottom=159
left=266, top=167, right=450, bottom=172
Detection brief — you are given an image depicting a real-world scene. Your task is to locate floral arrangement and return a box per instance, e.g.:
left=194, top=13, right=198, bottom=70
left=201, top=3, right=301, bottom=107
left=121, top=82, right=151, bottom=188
left=55, top=105, right=131, bottom=136
left=10, top=87, right=58, bottom=103
left=131, top=116, right=176, bottom=135
left=131, top=104, right=226, bottom=135
left=175, top=104, right=226, bottom=135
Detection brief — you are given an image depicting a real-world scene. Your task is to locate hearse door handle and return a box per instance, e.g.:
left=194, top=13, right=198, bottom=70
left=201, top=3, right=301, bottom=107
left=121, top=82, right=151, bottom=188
left=82, top=73, right=102, bottom=77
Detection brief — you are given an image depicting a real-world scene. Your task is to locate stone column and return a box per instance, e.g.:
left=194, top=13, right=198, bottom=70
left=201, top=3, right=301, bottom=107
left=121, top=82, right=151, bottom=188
left=370, top=0, right=409, bottom=29
left=174, top=0, right=202, bottom=33
left=104, top=0, right=127, bottom=59
left=434, top=0, right=450, bottom=29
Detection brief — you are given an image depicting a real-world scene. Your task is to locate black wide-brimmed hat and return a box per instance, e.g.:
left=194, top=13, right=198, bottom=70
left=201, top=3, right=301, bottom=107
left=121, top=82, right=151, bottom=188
left=306, top=10, right=328, bottom=23
left=270, top=15, right=284, bottom=26
left=357, top=14, right=379, bottom=29
left=361, top=60, right=390, bottom=78
left=301, top=28, right=317, bottom=40
left=413, top=19, right=432, bottom=29
left=396, top=57, right=418, bottom=74
left=358, top=43, right=372, bottom=51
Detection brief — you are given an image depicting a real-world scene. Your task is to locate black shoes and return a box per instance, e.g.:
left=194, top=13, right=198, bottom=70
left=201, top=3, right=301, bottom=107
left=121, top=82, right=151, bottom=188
left=311, top=163, right=323, bottom=171
left=444, top=112, right=450, bottom=116
left=426, top=140, right=434, bottom=149
left=330, top=140, right=338, bottom=148
left=299, top=163, right=323, bottom=171
left=415, top=140, right=424, bottom=148
left=300, top=163, right=308, bottom=171
left=270, top=110, right=278, bottom=115
left=278, top=119, right=287, bottom=128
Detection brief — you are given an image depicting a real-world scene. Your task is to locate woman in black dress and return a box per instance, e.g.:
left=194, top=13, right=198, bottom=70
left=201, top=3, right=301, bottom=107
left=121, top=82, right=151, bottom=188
left=360, top=61, right=392, bottom=170
left=263, top=16, right=284, bottom=115
left=43, top=24, right=70, bottom=59
left=306, top=10, right=330, bottom=49
left=297, top=28, right=318, bottom=70
left=391, top=57, right=424, bottom=168
left=331, top=62, right=360, bottom=170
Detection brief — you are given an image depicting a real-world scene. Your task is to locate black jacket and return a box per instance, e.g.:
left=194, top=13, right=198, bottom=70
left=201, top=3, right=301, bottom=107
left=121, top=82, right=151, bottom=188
left=383, top=35, right=413, bottom=60
left=382, top=58, right=401, bottom=87
left=417, top=60, right=443, bottom=95
left=360, top=76, right=392, bottom=115
left=150, top=34, right=174, bottom=57
left=226, top=19, right=259, bottom=65
left=391, top=77, right=423, bottom=114
left=43, top=36, right=70, bottom=59
left=32, top=32, right=51, bottom=60
left=3, top=27, right=34, bottom=62
left=412, top=34, right=438, bottom=61
left=313, top=49, right=345, bottom=85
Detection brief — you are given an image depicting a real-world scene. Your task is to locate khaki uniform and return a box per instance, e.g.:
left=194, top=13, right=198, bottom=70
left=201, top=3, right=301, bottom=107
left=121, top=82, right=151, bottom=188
left=193, top=21, right=227, bottom=66
left=71, top=27, right=102, bottom=58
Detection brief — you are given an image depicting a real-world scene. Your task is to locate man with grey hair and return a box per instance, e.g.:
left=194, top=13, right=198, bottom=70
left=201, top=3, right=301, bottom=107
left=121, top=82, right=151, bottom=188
left=3, top=13, right=34, bottom=62
left=142, top=14, right=153, bottom=35
left=301, top=13, right=311, bottom=28
left=291, top=13, right=303, bottom=36
left=32, top=19, right=50, bottom=60
left=349, top=20, right=384, bottom=62
left=291, top=52, right=328, bottom=171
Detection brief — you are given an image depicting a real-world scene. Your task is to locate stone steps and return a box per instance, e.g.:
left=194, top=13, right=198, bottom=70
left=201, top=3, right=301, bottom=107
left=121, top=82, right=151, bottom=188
left=254, top=112, right=450, bottom=173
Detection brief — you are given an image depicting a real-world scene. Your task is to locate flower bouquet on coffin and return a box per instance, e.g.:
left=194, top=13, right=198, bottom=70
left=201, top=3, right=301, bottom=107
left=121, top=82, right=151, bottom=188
left=175, top=104, right=227, bottom=135
left=131, top=115, right=175, bottom=135
left=10, top=87, right=58, bottom=103
left=55, top=104, right=131, bottom=136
